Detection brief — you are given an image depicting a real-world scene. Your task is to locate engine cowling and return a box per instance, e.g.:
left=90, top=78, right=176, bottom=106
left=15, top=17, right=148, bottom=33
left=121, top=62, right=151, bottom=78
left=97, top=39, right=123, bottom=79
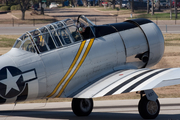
left=109, top=19, right=164, bottom=68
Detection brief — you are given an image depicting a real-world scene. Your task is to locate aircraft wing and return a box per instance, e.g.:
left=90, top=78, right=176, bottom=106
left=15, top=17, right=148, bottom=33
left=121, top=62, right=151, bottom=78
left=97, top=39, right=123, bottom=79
left=68, top=68, right=180, bottom=98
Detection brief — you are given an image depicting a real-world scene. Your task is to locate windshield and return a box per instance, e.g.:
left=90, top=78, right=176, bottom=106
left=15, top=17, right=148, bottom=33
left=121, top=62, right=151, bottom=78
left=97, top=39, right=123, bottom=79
left=77, top=15, right=96, bottom=39
left=13, top=18, right=83, bottom=54
left=14, top=38, right=21, bottom=47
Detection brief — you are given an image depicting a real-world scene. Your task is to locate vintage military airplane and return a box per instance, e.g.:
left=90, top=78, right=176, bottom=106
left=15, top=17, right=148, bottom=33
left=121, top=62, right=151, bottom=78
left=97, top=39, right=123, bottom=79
left=0, top=15, right=180, bottom=119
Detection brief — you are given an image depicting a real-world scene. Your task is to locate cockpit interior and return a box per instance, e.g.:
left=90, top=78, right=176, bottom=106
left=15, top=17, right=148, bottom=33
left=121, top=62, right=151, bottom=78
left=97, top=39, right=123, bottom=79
left=13, top=15, right=95, bottom=54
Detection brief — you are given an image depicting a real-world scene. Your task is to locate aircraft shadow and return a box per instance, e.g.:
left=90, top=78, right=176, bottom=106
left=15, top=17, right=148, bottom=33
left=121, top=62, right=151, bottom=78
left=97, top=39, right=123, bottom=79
left=0, top=110, right=179, bottom=120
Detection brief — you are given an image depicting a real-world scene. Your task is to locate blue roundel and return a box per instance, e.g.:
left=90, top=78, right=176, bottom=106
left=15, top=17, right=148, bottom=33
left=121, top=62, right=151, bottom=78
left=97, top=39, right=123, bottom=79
left=0, top=66, right=25, bottom=99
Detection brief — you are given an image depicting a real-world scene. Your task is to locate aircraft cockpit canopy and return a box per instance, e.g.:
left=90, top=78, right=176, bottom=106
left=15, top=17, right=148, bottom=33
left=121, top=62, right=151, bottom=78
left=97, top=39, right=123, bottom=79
left=13, top=15, right=95, bottom=54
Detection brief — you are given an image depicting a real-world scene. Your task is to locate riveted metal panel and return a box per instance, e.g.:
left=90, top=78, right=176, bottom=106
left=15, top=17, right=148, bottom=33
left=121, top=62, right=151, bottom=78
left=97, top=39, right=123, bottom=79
left=119, top=27, right=148, bottom=68
left=139, top=22, right=164, bottom=68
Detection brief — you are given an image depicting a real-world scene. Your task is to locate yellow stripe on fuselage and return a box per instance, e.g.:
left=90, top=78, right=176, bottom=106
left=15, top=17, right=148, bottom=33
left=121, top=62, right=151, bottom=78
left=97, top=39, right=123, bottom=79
left=47, top=40, right=86, bottom=98
left=55, top=38, right=95, bottom=98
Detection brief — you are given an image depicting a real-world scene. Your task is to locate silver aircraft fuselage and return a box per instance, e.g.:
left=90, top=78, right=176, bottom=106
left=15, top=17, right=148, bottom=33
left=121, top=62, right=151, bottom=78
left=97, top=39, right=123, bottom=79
left=0, top=16, right=164, bottom=104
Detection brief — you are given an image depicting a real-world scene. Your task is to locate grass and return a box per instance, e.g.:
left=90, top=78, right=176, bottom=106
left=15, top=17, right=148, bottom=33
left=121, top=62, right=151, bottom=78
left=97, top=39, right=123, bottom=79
left=97, top=7, right=125, bottom=11
left=134, top=12, right=180, bottom=20
left=97, top=6, right=144, bottom=12
left=97, top=7, right=146, bottom=15
left=164, top=33, right=180, bottom=46
left=164, top=33, right=180, bottom=41
left=0, top=35, right=18, bottom=47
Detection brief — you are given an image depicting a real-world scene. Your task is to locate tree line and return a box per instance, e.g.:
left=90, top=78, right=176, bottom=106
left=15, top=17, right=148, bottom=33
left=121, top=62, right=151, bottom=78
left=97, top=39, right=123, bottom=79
left=0, top=0, right=47, bottom=20
left=0, top=0, right=178, bottom=20
left=126, top=0, right=177, bottom=18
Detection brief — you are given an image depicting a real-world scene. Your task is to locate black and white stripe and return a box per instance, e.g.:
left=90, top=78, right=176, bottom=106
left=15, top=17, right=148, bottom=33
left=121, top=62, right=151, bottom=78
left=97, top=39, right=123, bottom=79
left=121, top=69, right=169, bottom=93
left=104, top=70, right=153, bottom=96
left=69, top=68, right=170, bottom=98
left=104, top=69, right=169, bottom=96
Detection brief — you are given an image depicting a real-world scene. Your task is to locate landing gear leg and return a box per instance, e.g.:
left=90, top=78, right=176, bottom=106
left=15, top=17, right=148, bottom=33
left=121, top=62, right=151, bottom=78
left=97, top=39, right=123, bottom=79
left=138, top=95, right=160, bottom=119
left=72, top=98, right=93, bottom=116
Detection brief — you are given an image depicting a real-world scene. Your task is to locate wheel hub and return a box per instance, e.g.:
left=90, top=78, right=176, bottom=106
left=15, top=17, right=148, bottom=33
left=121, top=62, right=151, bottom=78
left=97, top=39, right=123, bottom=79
left=80, top=99, right=91, bottom=112
left=147, top=101, right=158, bottom=115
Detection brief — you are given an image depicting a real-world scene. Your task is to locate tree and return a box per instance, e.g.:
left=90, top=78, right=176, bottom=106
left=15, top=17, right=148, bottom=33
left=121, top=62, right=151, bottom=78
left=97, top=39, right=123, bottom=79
left=157, top=0, right=161, bottom=11
left=131, top=0, right=134, bottom=13
left=119, top=0, right=122, bottom=9
left=70, top=0, right=74, bottom=7
left=1, top=0, right=8, bottom=5
left=39, top=0, right=44, bottom=15
left=127, top=0, right=134, bottom=11
left=17, top=0, right=30, bottom=20
left=170, top=0, right=172, bottom=19
left=112, top=0, right=115, bottom=9
left=81, top=0, right=87, bottom=7
left=147, top=0, right=149, bottom=14
left=151, top=0, right=154, bottom=15
left=73, top=0, right=77, bottom=7
left=175, top=0, right=177, bottom=19
left=5, top=0, right=8, bottom=5
left=99, top=0, right=102, bottom=7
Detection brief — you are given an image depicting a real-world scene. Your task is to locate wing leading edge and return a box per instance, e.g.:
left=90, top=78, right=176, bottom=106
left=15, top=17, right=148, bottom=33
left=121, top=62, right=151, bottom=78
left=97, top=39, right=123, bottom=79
left=67, top=68, right=180, bottom=98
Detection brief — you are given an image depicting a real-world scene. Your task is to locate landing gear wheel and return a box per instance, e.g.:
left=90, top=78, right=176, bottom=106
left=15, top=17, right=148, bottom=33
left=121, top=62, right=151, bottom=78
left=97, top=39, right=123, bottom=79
left=138, top=96, right=160, bottom=119
left=72, top=98, right=93, bottom=116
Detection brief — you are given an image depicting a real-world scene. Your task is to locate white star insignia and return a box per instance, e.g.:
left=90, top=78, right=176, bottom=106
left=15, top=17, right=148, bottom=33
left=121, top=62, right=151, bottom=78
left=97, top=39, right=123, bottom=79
left=0, top=69, right=21, bottom=95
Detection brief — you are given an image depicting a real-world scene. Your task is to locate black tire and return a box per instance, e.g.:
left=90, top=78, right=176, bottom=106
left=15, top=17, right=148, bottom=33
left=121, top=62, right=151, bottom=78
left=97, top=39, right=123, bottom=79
left=138, top=96, right=160, bottom=119
left=72, top=98, right=93, bottom=116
